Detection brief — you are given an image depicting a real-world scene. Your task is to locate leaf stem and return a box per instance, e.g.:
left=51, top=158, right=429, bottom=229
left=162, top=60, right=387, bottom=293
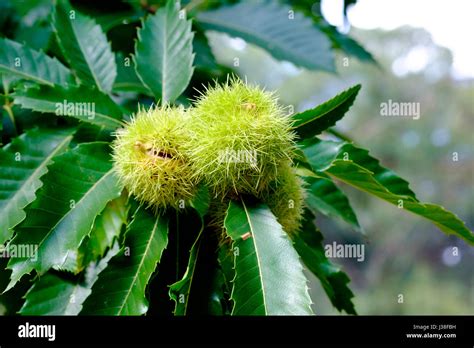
left=2, top=100, right=17, bottom=134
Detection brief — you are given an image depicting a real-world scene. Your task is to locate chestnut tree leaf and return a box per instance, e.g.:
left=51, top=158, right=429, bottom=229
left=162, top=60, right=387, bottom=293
left=5, top=142, right=123, bottom=291
left=0, top=127, right=74, bottom=244
left=224, top=199, right=313, bottom=315
left=134, top=0, right=194, bottom=103
left=52, top=0, right=117, bottom=93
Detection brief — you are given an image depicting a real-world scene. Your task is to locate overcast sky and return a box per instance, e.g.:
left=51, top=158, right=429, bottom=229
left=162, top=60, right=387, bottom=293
left=321, top=0, right=474, bottom=79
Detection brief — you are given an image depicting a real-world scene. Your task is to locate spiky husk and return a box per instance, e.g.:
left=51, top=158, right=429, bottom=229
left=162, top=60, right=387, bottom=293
left=112, top=105, right=197, bottom=209
left=259, top=162, right=306, bottom=235
left=187, top=78, right=296, bottom=198
left=212, top=162, right=306, bottom=248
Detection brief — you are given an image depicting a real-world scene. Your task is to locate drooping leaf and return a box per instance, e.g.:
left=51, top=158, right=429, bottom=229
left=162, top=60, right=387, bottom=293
left=52, top=0, right=117, bottom=93
left=187, top=237, right=227, bottom=316
left=6, top=142, right=123, bottom=291
left=197, top=0, right=334, bottom=72
left=224, top=200, right=313, bottom=315
left=19, top=243, right=119, bottom=315
left=292, top=209, right=356, bottom=314
left=134, top=0, right=194, bottom=103
left=301, top=139, right=417, bottom=198
left=0, top=37, right=74, bottom=86
left=81, top=206, right=169, bottom=315
left=328, top=161, right=473, bottom=244
left=321, top=24, right=377, bottom=64
left=0, top=127, right=74, bottom=243
left=0, top=258, right=32, bottom=315
left=168, top=230, right=203, bottom=315
left=170, top=223, right=227, bottom=316
left=84, top=194, right=129, bottom=261
left=282, top=0, right=376, bottom=64
left=12, top=84, right=124, bottom=130
left=303, top=175, right=363, bottom=233
left=292, top=84, right=361, bottom=139
left=169, top=184, right=210, bottom=315
left=303, top=140, right=474, bottom=245
left=58, top=194, right=129, bottom=274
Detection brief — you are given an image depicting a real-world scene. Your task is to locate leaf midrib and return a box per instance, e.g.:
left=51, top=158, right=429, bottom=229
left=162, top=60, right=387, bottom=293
left=240, top=200, right=268, bottom=315
left=0, top=65, right=54, bottom=87
left=117, top=215, right=161, bottom=315
left=60, top=6, right=105, bottom=92
left=5, top=167, right=116, bottom=291
left=294, top=87, right=359, bottom=129
left=32, top=170, right=116, bottom=263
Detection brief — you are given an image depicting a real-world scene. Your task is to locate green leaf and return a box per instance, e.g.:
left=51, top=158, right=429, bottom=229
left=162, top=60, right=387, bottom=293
left=113, top=53, right=151, bottom=94
left=134, top=0, right=194, bottom=103
left=19, top=243, right=119, bottom=315
left=84, top=194, right=129, bottom=261
left=303, top=175, right=363, bottom=233
left=0, top=258, right=31, bottom=315
left=302, top=139, right=417, bottom=198
left=293, top=84, right=361, bottom=139
left=81, top=206, right=169, bottom=315
left=5, top=142, right=123, bottom=291
left=224, top=200, right=313, bottom=315
left=13, top=84, right=124, bottom=130
left=303, top=140, right=474, bottom=245
left=197, top=1, right=334, bottom=72
left=169, top=184, right=210, bottom=315
left=327, top=161, right=473, bottom=244
left=58, top=194, right=129, bottom=274
left=0, top=127, right=74, bottom=243
left=170, top=226, right=227, bottom=316
left=52, top=0, right=117, bottom=93
left=318, top=23, right=377, bottom=64
left=0, top=37, right=74, bottom=87
left=168, top=230, right=203, bottom=315
left=188, top=184, right=210, bottom=218
left=280, top=1, right=375, bottom=64
left=292, top=209, right=356, bottom=314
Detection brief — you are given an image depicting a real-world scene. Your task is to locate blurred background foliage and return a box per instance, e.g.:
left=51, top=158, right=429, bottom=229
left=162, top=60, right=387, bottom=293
left=0, top=0, right=472, bottom=314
